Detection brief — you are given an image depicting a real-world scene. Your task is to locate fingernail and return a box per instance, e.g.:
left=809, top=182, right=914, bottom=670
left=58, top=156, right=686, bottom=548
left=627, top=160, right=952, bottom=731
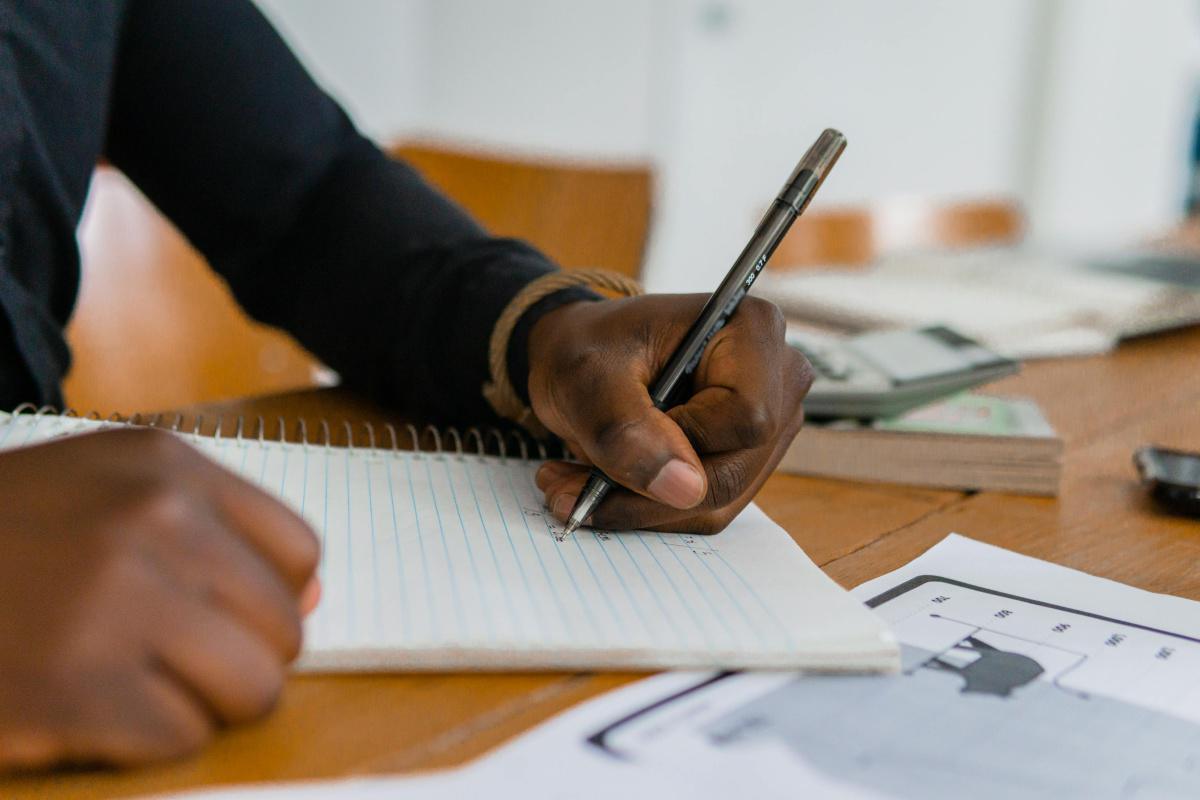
left=551, top=494, right=578, bottom=520
left=536, top=461, right=571, bottom=490
left=647, top=459, right=706, bottom=509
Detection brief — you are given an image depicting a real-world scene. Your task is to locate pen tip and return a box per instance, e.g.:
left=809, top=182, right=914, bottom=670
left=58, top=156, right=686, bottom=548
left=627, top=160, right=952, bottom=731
left=562, top=519, right=581, bottom=537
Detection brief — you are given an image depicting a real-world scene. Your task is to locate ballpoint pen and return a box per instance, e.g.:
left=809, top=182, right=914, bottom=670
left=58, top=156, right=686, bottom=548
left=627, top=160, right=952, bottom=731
left=561, top=128, right=847, bottom=537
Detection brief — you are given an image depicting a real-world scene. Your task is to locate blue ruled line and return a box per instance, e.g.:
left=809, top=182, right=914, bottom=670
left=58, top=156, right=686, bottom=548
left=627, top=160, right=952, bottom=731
left=500, top=460, right=571, bottom=641
left=298, top=444, right=310, bottom=520
left=480, top=458, right=541, bottom=640
left=690, top=542, right=769, bottom=648
left=423, top=456, right=465, bottom=636
left=343, top=448, right=355, bottom=642
left=589, top=532, right=654, bottom=642
left=320, top=445, right=331, bottom=642
left=522, top=465, right=605, bottom=644
left=612, top=531, right=681, bottom=647
left=362, top=454, right=381, bottom=641
left=655, top=533, right=739, bottom=645
left=0, top=415, right=21, bottom=448
left=570, top=529, right=623, bottom=640
left=440, top=456, right=494, bottom=639
left=17, top=414, right=47, bottom=446
left=277, top=444, right=290, bottom=509
left=236, top=435, right=250, bottom=477
left=383, top=454, right=409, bottom=640
left=636, top=534, right=714, bottom=650
left=713, top=551, right=796, bottom=649
left=403, top=454, right=438, bottom=639
left=462, top=457, right=521, bottom=639
left=0, top=412, right=27, bottom=450
left=256, top=440, right=269, bottom=487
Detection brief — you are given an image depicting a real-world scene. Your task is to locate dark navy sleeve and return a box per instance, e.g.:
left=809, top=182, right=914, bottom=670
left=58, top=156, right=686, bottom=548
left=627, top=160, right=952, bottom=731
left=103, top=0, right=598, bottom=424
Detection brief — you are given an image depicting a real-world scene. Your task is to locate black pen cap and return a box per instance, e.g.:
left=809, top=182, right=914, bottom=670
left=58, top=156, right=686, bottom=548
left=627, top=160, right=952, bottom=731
left=777, top=128, right=846, bottom=214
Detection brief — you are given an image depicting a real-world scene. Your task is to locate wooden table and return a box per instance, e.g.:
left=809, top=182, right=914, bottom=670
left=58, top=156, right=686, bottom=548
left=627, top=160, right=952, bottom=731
left=7, top=327, right=1200, bottom=799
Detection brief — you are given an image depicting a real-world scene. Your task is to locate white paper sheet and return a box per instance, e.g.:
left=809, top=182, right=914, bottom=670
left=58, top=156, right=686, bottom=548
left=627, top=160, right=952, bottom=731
left=759, top=249, right=1200, bottom=359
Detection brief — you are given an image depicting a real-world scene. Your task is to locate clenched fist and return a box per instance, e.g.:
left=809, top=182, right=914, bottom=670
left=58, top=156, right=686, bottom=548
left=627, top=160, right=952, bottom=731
left=0, top=428, right=319, bottom=769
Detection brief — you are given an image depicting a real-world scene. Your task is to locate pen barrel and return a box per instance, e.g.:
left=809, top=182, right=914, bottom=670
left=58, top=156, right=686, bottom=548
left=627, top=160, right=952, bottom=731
left=568, top=469, right=613, bottom=528
left=779, top=128, right=846, bottom=212
left=649, top=130, right=845, bottom=409
left=649, top=201, right=798, bottom=408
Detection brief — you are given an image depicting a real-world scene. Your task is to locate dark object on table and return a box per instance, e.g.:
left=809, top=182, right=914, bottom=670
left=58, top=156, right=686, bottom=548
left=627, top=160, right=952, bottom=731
left=1134, top=446, right=1200, bottom=518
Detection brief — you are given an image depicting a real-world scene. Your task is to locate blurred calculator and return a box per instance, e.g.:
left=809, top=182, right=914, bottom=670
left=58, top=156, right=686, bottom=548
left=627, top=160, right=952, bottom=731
left=786, top=325, right=1019, bottom=419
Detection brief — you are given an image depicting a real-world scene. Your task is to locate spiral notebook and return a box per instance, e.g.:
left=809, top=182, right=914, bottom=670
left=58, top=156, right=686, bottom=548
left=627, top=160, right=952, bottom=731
left=0, top=409, right=896, bottom=672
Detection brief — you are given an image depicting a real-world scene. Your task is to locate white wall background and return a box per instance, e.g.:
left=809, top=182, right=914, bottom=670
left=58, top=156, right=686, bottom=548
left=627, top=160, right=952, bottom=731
left=254, top=0, right=431, bottom=137
left=1028, top=0, right=1200, bottom=246
left=254, top=0, right=1200, bottom=291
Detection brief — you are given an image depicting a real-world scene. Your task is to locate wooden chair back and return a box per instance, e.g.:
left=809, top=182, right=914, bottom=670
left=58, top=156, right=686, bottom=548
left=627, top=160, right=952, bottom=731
left=772, top=197, right=1024, bottom=268
left=64, top=145, right=654, bottom=413
left=393, top=141, right=652, bottom=278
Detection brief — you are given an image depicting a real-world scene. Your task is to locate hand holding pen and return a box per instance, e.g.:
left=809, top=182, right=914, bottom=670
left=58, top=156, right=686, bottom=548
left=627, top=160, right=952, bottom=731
left=527, top=130, right=845, bottom=534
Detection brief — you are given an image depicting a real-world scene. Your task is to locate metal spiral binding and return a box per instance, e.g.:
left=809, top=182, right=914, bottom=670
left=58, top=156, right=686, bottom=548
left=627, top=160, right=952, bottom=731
left=490, top=429, right=508, bottom=461
left=445, top=427, right=463, bottom=456
left=465, top=427, right=485, bottom=457
left=3, top=404, right=561, bottom=463
left=507, top=429, right=528, bottom=460
left=423, top=424, right=443, bottom=454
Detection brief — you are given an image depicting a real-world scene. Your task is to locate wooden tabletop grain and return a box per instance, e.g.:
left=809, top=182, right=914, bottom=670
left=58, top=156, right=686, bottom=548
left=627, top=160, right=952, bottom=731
left=6, top=326, right=1200, bottom=799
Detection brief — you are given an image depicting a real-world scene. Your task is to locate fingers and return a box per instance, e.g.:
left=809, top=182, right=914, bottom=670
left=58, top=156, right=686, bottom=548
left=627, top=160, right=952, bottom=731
left=99, top=427, right=320, bottom=594
left=65, top=670, right=214, bottom=767
left=538, top=443, right=776, bottom=534
left=0, top=427, right=319, bottom=771
left=152, top=593, right=287, bottom=727
left=174, top=505, right=306, bottom=661
left=200, top=461, right=321, bottom=593
left=668, top=385, right=778, bottom=454
left=672, top=301, right=812, bottom=454
left=554, top=372, right=708, bottom=510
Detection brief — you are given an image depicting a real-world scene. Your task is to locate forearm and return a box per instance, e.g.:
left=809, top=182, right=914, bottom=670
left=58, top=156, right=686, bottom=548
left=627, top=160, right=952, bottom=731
left=104, top=0, right=595, bottom=423
left=237, top=136, right=587, bottom=422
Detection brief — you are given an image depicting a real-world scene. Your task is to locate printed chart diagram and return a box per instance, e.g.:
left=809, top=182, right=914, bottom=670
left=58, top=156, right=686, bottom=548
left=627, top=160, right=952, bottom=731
left=586, top=574, right=1200, bottom=799
left=871, top=576, right=1200, bottom=720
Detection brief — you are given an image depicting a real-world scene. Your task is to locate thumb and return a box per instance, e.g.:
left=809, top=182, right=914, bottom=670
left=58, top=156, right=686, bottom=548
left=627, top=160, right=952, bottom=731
left=567, top=383, right=707, bottom=510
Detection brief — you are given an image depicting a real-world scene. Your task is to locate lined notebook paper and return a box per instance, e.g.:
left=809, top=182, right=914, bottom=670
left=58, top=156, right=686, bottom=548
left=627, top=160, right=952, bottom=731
left=0, top=411, right=896, bottom=672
